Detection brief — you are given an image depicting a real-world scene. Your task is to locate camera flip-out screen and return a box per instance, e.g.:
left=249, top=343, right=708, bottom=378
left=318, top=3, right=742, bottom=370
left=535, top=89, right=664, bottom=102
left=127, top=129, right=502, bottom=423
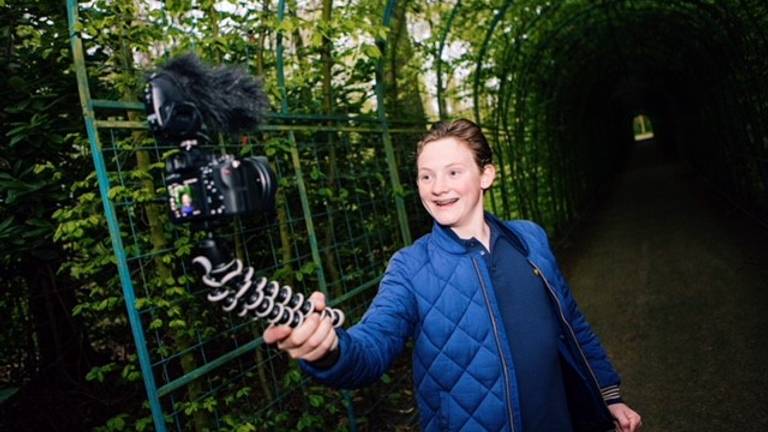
left=168, top=179, right=203, bottom=221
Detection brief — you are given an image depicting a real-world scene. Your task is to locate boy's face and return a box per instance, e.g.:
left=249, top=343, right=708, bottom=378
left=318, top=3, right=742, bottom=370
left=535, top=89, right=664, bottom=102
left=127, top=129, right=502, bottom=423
left=416, top=137, right=495, bottom=232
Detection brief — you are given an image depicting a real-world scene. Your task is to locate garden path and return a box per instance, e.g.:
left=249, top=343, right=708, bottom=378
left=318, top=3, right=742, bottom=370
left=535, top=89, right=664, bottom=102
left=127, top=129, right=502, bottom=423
left=559, top=139, right=768, bottom=431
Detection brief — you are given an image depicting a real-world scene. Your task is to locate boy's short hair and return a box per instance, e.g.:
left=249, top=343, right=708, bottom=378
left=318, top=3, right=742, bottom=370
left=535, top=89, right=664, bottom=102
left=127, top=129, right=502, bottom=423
left=416, top=118, right=493, bottom=169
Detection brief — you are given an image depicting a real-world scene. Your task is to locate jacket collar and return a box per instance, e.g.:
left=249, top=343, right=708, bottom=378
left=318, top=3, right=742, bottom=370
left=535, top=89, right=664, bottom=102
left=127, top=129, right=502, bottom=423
left=430, top=212, right=530, bottom=256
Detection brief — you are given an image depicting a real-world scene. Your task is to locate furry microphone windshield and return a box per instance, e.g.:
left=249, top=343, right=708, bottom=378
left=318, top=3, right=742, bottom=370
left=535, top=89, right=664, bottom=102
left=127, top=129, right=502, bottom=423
left=155, top=53, right=270, bottom=135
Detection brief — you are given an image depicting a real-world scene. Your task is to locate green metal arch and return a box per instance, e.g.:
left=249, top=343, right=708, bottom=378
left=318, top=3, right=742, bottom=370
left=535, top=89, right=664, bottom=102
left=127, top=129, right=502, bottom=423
left=435, top=0, right=462, bottom=121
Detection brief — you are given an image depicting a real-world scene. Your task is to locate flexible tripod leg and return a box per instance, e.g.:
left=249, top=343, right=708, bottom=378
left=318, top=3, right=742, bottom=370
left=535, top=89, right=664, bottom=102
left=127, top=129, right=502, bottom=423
left=192, top=237, right=344, bottom=328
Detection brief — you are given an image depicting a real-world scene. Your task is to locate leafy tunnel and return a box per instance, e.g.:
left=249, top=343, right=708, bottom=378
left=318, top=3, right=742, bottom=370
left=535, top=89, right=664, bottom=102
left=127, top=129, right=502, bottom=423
left=447, top=0, right=768, bottom=232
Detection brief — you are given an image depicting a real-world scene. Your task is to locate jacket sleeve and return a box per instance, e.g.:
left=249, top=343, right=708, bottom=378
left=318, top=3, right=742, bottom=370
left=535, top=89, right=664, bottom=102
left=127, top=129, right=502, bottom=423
left=528, top=221, right=623, bottom=404
left=300, top=250, right=418, bottom=389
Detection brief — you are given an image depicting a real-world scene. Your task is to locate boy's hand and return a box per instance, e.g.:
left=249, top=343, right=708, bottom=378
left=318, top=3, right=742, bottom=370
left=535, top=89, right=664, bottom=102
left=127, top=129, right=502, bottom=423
left=262, top=291, right=339, bottom=362
left=609, top=403, right=642, bottom=432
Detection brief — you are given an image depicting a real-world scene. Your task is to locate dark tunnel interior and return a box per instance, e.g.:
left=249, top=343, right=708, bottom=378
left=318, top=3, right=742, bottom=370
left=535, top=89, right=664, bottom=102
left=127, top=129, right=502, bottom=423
left=485, top=0, right=768, bottom=228
left=478, top=4, right=768, bottom=429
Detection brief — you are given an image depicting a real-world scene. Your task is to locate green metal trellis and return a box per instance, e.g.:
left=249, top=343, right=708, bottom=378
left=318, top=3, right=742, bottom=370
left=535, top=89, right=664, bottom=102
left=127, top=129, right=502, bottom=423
left=66, top=0, right=424, bottom=430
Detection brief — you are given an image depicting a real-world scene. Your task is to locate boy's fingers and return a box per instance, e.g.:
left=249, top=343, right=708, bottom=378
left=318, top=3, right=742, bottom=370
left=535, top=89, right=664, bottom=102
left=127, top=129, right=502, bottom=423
left=263, top=325, right=291, bottom=344
left=304, top=324, right=338, bottom=362
left=615, top=416, right=630, bottom=432
left=291, top=316, right=333, bottom=359
left=309, top=291, right=326, bottom=311
left=280, top=313, right=320, bottom=350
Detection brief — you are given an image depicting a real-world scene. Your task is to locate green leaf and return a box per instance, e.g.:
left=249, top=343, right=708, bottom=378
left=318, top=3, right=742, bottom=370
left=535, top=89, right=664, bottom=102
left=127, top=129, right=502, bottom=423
left=235, top=424, right=256, bottom=432
left=72, top=304, right=87, bottom=316
left=283, top=369, right=302, bottom=386
left=108, top=185, right=126, bottom=199
left=318, top=187, right=333, bottom=198
left=9, top=133, right=26, bottom=147
left=106, top=415, right=126, bottom=431
left=0, top=217, right=14, bottom=235
left=168, top=319, right=186, bottom=329
left=135, top=417, right=153, bottom=432
left=202, top=397, right=217, bottom=412
left=300, top=261, right=316, bottom=274
left=362, top=44, right=381, bottom=59
left=121, top=364, right=141, bottom=382
left=135, top=298, right=150, bottom=310
left=235, top=386, right=252, bottom=399
left=86, top=363, right=117, bottom=383
left=149, top=319, right=163, bottom=330
left=308, top=394, right=324, bottom=407
left=183, top=401, right=199, bottom=416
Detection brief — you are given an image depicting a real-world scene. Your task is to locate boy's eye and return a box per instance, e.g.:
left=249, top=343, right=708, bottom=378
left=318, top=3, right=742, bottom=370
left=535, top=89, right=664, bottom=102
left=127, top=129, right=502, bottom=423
left=449, top=170, right=460, bottom=176
left=419, top=174, right=431, bottom=182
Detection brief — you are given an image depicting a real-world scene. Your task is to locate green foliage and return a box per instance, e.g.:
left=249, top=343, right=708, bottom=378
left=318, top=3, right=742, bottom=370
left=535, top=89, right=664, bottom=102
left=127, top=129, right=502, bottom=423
left=0, top=3, right=85, bottom=268
left=6, top=0, right=600, bottom=428
left=0, top=1, right=99, bottom=399
left=37, top=0, right=421, bottom=429
left=6, top=0, right=767, bottom=430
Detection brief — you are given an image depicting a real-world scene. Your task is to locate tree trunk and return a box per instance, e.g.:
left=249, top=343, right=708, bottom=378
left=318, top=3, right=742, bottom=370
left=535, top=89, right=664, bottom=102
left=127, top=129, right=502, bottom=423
left=320, top=0, right=342, bottom=295
left=384, top=0, right=427, bottom=124
left=25, top=260, right=90, bottom=385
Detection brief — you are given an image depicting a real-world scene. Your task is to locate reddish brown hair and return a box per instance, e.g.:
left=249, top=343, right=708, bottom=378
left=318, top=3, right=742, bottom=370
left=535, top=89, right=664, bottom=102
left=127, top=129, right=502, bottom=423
left=416, top=118, right=493, bottom=169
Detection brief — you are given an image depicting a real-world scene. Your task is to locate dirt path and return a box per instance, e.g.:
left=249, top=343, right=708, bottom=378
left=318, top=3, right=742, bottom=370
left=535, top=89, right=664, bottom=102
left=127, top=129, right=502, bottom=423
left=558, top=140, right=768, bottom=431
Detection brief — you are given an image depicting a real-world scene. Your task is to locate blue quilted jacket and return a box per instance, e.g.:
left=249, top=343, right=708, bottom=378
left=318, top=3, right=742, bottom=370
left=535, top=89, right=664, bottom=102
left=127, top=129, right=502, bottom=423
left=302, top=216, right=621, bottom=431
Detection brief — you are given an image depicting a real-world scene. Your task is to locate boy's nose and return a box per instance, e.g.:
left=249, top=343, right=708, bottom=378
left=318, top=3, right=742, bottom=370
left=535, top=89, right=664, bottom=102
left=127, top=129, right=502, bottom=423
left=431, top=175, right=449, bottom=195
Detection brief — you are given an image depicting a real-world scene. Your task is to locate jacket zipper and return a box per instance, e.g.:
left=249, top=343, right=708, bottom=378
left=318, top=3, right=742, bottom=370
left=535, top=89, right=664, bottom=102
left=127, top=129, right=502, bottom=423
left=471, top=257, right=516, bottom=432
left=528, top=260, right=611, bottom=413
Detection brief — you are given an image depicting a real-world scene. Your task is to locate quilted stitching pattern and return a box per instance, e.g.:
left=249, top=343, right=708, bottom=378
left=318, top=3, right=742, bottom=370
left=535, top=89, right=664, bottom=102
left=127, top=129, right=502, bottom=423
left=404, top=237, right=510, bottom=431
left=301, top=218, right=621, bottom=432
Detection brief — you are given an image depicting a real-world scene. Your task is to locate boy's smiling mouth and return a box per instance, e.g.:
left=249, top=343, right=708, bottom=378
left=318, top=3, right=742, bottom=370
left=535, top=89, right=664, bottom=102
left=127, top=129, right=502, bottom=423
left=434, top=198, right=459, bottom=207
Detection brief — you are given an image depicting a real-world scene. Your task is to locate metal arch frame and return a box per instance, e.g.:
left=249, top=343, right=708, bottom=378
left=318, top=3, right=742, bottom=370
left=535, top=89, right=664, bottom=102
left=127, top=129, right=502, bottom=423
left=435, top=0, right=462, bottom=121
left=475, top=0, right=748, bottom=126
left=521, top=1, right=747, bottom=129
left=472, top=0, right=515, bottom=126
left=491, top=0, right=752, bottom=145
left=493, top=2, right=615, bottom=222
left=431, top=0, right=568, bottom=218
left=490, top=2, right=564, bottom=220
left=426, top=0, right=756, bottom=219
left=497, top=2, right=727, bottom=154
left=377, top=0, right=413, bottom=247
left=498, top=0, right=756, bottom=105
left=66, top=1, right=167, bottom=431
left=496, top=0, right=768, bottom=227
left=490, top=1, right=563, bottom=220
left=275, top=0, right=329, bottom=297
left=460, top=0, right=768, bottom=227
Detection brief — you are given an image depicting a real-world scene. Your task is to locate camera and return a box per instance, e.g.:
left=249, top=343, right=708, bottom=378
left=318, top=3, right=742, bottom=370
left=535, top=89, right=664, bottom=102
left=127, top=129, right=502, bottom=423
left=164, top=150, right=275, bottom=223
left=142, top=53, right=346, bottom=330
left=144, top=54, right=276, bottom=224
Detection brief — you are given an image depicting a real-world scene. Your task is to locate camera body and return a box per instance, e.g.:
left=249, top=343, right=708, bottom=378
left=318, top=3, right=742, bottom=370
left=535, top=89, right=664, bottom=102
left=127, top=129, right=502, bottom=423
left=144, top=54, right=275, bottom=224
left=165, top=150, right=275, bottom=223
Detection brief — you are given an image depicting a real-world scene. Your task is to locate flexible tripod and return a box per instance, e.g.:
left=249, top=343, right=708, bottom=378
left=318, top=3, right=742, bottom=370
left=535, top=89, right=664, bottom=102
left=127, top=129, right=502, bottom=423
left=192, top=238, right=344, bottom=328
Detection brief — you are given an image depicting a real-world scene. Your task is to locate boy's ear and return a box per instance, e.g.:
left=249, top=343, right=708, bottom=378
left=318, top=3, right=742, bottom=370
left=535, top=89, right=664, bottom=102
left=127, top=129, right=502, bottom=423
left=481, top=164, right=497, bottom=189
